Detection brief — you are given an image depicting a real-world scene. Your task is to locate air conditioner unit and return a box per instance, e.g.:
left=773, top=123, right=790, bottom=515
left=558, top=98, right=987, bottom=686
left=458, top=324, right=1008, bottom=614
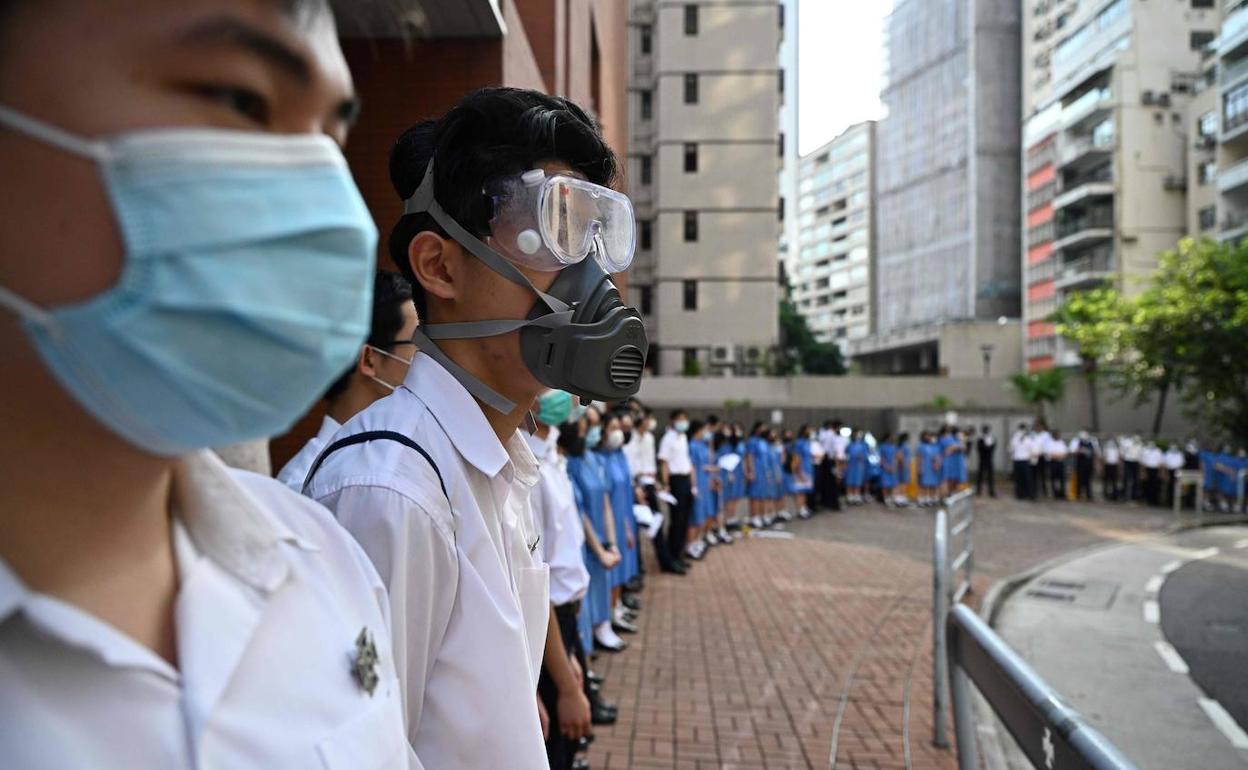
left=1163, top=175, right=1187, bottom=191
left=711, top=345, right=736, bottom=364
left=1157, top=93, right=1172, bottom=108
left=746, top=346, right=762, bottom=362
left=1195, top=135, right=1216, bottom=150
left=1141, top=90, right=1155, bottom=105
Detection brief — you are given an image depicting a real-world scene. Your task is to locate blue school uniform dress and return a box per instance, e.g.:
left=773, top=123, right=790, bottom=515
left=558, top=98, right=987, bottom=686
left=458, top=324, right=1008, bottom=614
left=718, top=443, right=739, bottom=504
left=844, top=440, right=869, bottom=487
left=899, top=443, right=912, bottom=484
left=746, top=436, right=771, bottom=500
left=690, top=437, right=713, bottom=526
left=601, top=447, right=638, bottom=589
left=795, top=437, right=814, bottom=493
left=878, top=442, right=899, bottom=488
left=768, top=442, right=786, bottom=500
left=733, top=440, right=749, bottom=500
left=919, top=442, right=941, bottom=487
left=943, top=436, right=967, bottom=484
left=567, top=452, right=611, bottom=628
left=780, top=441, right=797, bottom=496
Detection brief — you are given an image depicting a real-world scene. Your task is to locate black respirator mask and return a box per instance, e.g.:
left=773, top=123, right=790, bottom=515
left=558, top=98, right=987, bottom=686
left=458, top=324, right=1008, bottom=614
left=402, top=162, right=648, bottom=414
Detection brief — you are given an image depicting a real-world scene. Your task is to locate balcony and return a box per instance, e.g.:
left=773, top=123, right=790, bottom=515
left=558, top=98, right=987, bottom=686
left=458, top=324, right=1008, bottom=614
left=1220, top=7, right=1248, bottom=61
left=1217, top=156, right=1248, bottom=194
left=1053, top=211, right=1114, bottom=254
left=1224, top=56, right=1248, bottom=90
left=1054, top=250, right=1115, bottom=290
left=1054, top=167, right=1114, bottom=211
left=1221, top=209, right=1248, bottom=243
left=633, top=55, right=653, bottom=81
left=1061, top=88, right=1113, bottom=132
left=1056, top=131, right=1113, bottom=171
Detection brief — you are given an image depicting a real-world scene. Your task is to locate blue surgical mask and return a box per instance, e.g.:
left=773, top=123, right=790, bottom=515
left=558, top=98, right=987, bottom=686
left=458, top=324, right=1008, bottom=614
left=586, top=425, right=602, bottom=448
left=0, top=105, right=378, bottom=456
left=674, top=420, right=690, bottom=434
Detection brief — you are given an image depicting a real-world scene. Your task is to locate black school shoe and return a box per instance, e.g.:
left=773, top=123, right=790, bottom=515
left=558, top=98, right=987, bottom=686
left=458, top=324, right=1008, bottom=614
left=622, top=593, right=641, bottom=611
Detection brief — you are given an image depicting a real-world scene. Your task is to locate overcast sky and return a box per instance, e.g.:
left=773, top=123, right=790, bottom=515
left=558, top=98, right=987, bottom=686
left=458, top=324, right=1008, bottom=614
left=797, top=0, right=894, bottom=155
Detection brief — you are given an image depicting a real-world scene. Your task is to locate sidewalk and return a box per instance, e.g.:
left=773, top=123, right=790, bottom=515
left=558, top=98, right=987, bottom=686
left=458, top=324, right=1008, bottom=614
left=586, top=495, right=1174, bottom=770
left=990, top=525, right=1248, bottom=770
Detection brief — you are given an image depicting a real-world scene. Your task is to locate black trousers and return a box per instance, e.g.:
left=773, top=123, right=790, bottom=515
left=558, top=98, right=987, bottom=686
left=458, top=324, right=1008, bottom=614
left=1034, top=458, right=1049, bottom=498
left=642, top=483, right=678, bottom=570
left=1051, top=460, right=1067, bottom=499
left=1123, top=461, right=1140, bottom=500
left=1103, top=464, right=1120, bottom=501
left=1075, top=458, right=1094, bottom=501
left=817, top=457, right=842, bottom=510
left=666, top=474, right=693, bottom=559
left=976, top=460, right=996, bottom=497
left=1143, top=467, right=1161, bottom=506
left=539, top=601, right=587, bottom=770
left=1013, top=460, right=1031, bottom=499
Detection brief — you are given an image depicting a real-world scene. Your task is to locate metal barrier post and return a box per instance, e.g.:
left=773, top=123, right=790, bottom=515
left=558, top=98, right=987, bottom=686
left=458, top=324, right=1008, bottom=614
left=1172, top=470, right=1203, bottom=520
left=933, top=509, right=950, bottom=748
left=1238, top=468, right=1247, bottom=514
left=949, top=648, right=978, bottom=770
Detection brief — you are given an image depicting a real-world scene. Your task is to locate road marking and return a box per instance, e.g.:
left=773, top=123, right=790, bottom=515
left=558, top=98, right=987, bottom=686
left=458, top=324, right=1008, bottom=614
left=1161, top=559, right=1184, bottom=574
left=1234, top=538, right=1248, bottom=550
left=752, top=530, right=795, bottom=540
left=1152, top=641, right=1190, bottom=674
left=1192, top=547, right=1220, bottom=561
left=1199, top=697, right=1248, bottom=750
left=1144, top=575, right=1164, bottom=594
left=1142, top=600, right=1160, bottom=624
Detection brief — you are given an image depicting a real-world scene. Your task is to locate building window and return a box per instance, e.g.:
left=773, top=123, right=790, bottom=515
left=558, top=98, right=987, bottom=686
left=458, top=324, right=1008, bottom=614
left=778, top=132, right=785, bottom=157
left=1199, top=111, right=1218, bottom=138
left=683, top=211, right=698, bottom=242
left=683, top=142, right=698, bottom=173
left=1192, top=0, right=1214, bottom=8
left=778, top=196, right=785, bottom=222
left=683, top=280, right=697, bottom=310
left=640, top=219, right=652, bottom=250
left=640, top=90, right=652, bottom=120
left=639, top=155, right=652, bottom=185
left=639, top=285, right=653, bottom=315
left=683, top=347, right=698, bottom=370
left=778, top=69, right=785, bottom=97
left=1191, top=30, right=1215, bottom=51
left=1200, top=160, right=1218, bottom=185
left=684, top=4, right=698, bottom=35
left=1199, top=205, right=1216, bottom=231
left=683, top=73, right=699, bottom=104
left=640, top=24, right=652, bottom=55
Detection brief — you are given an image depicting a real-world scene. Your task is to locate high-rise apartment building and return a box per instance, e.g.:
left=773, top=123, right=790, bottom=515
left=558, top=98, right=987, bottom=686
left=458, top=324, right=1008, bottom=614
left=850, top=0, right=1022, bottom=376
left=1215, top=3, right=1248, bottom=241
left=789, top=123, right=876, bottom=350
left=1020, top=0, right=1220, bottom=371
left=777, top=0, right=800, bottom=297
left=627, top=0, right=782, bottom=376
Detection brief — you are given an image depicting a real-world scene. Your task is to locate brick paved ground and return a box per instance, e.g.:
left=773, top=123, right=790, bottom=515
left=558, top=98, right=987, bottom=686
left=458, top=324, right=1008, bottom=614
left=586, top=491, right=1176, bottom=770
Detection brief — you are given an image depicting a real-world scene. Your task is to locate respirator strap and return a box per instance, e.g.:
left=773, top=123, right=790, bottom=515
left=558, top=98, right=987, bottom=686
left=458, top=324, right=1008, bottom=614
left=420, top=312, right=572, bottom=341
left=410, top=326, right=518, bottom=414
left=403, top=161, right=570, bottom=315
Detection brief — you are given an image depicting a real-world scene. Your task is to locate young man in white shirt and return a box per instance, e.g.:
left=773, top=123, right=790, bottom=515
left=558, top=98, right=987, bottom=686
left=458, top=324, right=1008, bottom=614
left=1122, top=435, right=1142, bottom=502
left=657, top=409, right=695, bottom=567
left=0, top=2, right=411, bottom=767
left=277, top=271, right=418, bottom=490
left=305, top=88, right=645, bottom=769
left=1101, top=436, right=1122, bottom=501
left=1047, top=429, right=1069, bottom=500
left=1140, top=441, right=1165, bottom=506
left=1010, top=423, right=1032, bottom=499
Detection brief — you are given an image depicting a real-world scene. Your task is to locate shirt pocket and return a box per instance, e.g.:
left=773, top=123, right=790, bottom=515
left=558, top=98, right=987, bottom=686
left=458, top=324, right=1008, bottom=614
left=317, top=677, right=408, bottom=770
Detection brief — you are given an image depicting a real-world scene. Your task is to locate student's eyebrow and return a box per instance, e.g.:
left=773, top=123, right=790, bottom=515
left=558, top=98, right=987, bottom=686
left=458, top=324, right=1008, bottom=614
left=179, top=15, right=312, bottom=86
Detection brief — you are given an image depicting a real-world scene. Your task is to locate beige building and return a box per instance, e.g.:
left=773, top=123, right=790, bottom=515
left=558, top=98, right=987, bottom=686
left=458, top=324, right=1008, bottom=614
left=790, top=123, right=876, bottom=351
left=1215, top=3, right=1248, bottom=241
left=627, top=0, right=782, bottom=376
left=1020, top=0, right=1221, bottom=371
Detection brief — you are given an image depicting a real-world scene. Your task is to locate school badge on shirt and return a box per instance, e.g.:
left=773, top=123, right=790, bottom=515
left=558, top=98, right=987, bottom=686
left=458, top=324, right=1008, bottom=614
left=351, top=626, right=380, bottom=696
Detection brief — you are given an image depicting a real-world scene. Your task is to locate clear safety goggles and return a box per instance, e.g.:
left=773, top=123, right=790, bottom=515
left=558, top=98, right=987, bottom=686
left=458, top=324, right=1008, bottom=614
left=487, top=169, right=636, bottom=273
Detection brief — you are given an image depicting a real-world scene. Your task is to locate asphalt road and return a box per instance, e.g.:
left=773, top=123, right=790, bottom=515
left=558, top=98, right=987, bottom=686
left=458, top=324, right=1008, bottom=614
left=1160, top=538, right=1248, bottom=734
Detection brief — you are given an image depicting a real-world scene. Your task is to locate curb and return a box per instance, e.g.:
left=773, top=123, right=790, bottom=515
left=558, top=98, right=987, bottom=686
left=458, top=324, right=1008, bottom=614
left=969, top=515, right=1248, bottom=770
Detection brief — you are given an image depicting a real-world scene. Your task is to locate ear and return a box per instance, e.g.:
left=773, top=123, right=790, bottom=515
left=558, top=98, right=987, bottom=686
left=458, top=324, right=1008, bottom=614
left=407, top=231, right=459, bottom=304
left=357, top=345, right=379, bottom=378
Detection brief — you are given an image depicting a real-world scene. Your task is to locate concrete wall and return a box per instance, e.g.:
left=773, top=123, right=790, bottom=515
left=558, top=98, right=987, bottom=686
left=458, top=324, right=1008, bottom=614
left=939, top=320, right=1024, bottom=378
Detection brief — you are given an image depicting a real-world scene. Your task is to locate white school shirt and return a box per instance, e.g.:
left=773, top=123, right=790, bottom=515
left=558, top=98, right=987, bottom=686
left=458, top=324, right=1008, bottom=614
left=1122, top=438, right=1141, bottom=463
left=1164, top=449, right=1185, bottom=470
left=526, top=432, right=590, bottom=606
left=1047, top=438, right=1068, bottom=460
left=306, top=354, right=549, bottom=770
left=0, top=451, right=410, bottom=770
left=1141, top=446, right=1164, bottom=468
left=657, top=428, right=693, bottom=476
left=624, top=431, right=656, bottom=484
left=1010, top=431, right=1031, bottom=462
left=1103, top=441, right=1120, bottom=465
left=276, top=414, right=341, bottom=491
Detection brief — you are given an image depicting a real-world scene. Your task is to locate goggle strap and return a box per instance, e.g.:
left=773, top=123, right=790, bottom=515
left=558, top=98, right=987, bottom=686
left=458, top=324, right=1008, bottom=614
left=403, top=161, right=570, bottom=314
left=409, top=326, right=517, bottom=415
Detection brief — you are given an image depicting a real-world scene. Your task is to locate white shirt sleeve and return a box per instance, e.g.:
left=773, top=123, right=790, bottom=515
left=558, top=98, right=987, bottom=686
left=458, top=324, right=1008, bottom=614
left=319, top=485, right=458, bottom=747
left=656, top=432, right=674, bottom=466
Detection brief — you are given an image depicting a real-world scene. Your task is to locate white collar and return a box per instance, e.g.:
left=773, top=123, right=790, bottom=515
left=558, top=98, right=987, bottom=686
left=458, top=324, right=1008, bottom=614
left=315, top=414, right=341, bottom=441
left=0, top=450, right=314, bottom=626
left=401, top=353, right=540, bottom=489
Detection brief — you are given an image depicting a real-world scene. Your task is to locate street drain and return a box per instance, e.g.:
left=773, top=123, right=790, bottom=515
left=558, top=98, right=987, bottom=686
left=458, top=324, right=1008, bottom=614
left=1021, top=576, right=1119, bottom=609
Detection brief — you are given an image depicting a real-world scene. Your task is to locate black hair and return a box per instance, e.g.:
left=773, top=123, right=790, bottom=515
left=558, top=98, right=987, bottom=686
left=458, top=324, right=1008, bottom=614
left=898, top=432, right=910, bottom=444
left=688, top=419, right=705, bottom=437
left=880, top=432, right=893, bottom=443
left=751, top=421, right=766, bottom=437
left=670, top=408, right=687, bottom=421
left=324, top=270, right=413, bottom=402
left=556, top=420, right=586, bottom=457
left=386, top=87, right=619, bottom=320
left=707, top=414, right=721, bottom=426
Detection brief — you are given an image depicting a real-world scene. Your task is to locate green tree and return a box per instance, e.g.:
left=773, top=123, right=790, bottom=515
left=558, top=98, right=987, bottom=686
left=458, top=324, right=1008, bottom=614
left=778, top=300, right=847, bottom=375
left=1050, top=285, right=1127, bottom=433
left=1010, top=368, right=1067, bottom=422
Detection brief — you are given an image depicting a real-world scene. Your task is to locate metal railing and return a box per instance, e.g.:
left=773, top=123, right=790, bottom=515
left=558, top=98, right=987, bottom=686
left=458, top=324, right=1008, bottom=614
left=1172, top=469, right=1204, bottom=516
left=933, top=491, right=1139, bottom=769
left=932, top=489, right=974, bottom=748
left=945, top=605, right=1139, bottom=770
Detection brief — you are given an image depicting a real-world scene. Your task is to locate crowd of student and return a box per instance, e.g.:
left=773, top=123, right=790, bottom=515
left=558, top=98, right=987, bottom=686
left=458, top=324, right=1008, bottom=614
left=1007, top=422, right=1248, bottom=511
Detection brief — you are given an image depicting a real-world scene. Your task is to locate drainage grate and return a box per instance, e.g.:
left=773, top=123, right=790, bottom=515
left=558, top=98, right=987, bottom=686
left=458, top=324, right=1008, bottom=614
left=1021, top=576, right=1119, bottom=609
